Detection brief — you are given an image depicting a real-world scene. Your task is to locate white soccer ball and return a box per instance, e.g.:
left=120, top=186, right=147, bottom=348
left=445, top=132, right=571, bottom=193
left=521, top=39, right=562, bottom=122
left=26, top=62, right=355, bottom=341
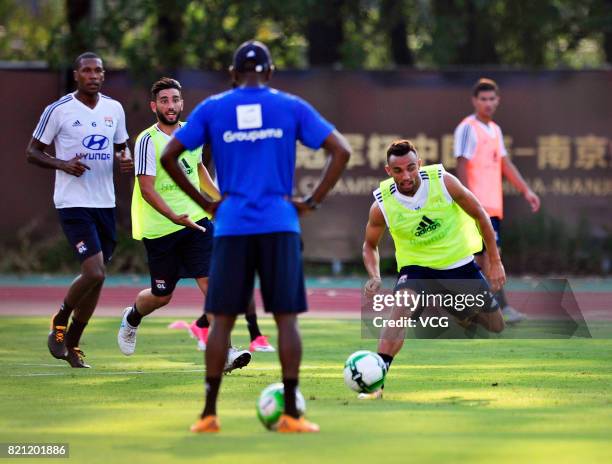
left=256, top=382, right=306, bottom=430
left=344, top=350, right=387, bottom=393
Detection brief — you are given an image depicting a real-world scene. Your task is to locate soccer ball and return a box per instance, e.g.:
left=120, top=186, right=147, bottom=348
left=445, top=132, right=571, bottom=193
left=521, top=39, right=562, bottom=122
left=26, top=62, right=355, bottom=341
left=344, top=350, right=387, bottom=393
left=256, top=383, right=306, bottom=430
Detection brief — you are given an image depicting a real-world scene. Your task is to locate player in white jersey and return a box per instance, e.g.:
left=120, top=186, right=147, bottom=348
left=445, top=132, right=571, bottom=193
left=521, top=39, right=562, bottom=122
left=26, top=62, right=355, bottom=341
left=26, top=52, right=133, bottom=368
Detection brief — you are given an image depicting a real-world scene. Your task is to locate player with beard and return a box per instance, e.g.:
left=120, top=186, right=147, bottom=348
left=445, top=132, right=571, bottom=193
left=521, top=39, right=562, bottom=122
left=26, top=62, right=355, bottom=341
left=361, top=140, right=506, bottom=399
left=117, top=77, right=254, bottom=372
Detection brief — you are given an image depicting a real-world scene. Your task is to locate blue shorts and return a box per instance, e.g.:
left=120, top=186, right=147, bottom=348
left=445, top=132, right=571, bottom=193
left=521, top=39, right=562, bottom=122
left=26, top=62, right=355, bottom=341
left=142, top=218, right=213, bottom=297
left=57, top=207, right=116, bottom=263
left=205, top=232, right=307, bottom=315
left=475, top=216, right=501, bottom=255
left=393, top=261, right=498, bottom=319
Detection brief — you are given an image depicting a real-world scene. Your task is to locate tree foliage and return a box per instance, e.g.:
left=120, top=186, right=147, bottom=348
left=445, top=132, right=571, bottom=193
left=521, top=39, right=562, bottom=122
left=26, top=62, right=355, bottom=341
left=0, top=0, right=64, bottom=63
left=0, top=0, right=609, bottom=70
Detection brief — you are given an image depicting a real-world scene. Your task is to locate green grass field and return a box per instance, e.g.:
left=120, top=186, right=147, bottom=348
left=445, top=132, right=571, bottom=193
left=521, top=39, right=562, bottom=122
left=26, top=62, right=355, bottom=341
left=1, top=316, right=611, bottom=463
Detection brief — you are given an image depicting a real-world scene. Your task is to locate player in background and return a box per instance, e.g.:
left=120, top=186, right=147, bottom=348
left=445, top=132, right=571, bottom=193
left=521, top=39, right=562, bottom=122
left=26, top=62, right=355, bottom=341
left=26, top=52, right=133, bottom=368
left=117, top=77, right=257, bottom=372
left=161, top=41, right=351, bottom=433
left=454, top=78, right=540, bottom=323
left=363, top=140, right=505, bottom=399
left=189, top=300, right=275, bottom=352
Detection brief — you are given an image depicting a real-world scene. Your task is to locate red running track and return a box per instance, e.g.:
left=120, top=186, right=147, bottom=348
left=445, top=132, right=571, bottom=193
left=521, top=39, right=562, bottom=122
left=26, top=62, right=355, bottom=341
left=0, top=286, right=609, bottom=319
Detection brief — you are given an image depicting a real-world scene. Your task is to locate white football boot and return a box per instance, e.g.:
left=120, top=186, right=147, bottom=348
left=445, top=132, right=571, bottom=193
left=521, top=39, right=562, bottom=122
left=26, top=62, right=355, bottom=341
left=357, top=389, right=383, bottom=400
left=118, top=307, right=138, bottom=356
left=223, top=347, right=251, bottom=373
left=502, top=305, right=528, bottom=323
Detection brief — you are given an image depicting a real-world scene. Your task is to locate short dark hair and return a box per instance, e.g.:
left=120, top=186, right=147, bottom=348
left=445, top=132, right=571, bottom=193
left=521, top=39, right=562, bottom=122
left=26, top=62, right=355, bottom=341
left=150, top=77, right=182, bottom=100
left=386, top=139, right=418, bottom=161
left=473, top=78, right=499, bottom=97
left=73, top=52, right=102, bottom=70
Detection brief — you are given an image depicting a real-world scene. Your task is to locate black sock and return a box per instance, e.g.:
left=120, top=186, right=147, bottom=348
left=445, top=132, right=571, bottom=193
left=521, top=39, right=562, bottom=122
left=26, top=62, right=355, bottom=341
left=65, top=317, right=88, bottom=349
left=495, top=288, right=508, bottom=309
left=126, top=304, right=143, bottom=327
left=283, top=378, right=299, bottom=418
left=195, top=314, right=210, bottom=328
left=378, top=353, right=393, bottom=390
left=53, top=302, right=73, bottom=327
left=245, top=313, right=262, bottom=341
left=202, top=376, right=221, bottom=417
left=378, top=353, right=394, bottom=372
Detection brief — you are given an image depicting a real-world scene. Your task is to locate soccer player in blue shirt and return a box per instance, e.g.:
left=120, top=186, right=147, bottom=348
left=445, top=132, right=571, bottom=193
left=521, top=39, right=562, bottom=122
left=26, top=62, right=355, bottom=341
left=161, top=41, right=351, bottom=433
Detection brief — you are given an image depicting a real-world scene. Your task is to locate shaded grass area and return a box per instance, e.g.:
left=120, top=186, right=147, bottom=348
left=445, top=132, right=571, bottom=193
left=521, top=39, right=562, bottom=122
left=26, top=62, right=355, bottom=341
left=1, top=317, right=611, bottom=464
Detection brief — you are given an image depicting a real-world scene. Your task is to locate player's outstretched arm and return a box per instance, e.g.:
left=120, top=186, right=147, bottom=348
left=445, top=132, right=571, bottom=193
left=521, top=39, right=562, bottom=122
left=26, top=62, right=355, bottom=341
left=160, top=137, right=217, bottom=214
left=26, top=137, right=90, bottom=176
left=138, top=175, right=205, bottom=232
left=197, top=163, right=221, bottom=201
left=444, top=173, right=506, bottom=291
left=501, top=157, right=540, bottom=212
left=362, top=201, right=386, bottom=296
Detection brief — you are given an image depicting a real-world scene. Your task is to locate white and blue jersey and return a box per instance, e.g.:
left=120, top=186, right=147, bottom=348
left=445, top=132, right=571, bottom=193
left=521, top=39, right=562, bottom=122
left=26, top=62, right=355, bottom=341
left=32, top=92, right=129, bottom=209
left=175, top=86, right=333, bottom=236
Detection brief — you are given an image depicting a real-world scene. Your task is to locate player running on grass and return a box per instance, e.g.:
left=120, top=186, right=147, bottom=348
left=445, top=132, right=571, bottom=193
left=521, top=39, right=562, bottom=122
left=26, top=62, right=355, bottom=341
left=189, top=299, right=275, bottom=353
left=454, top=78, right=540, bottom=323
left=361, top=140, right=505, bottom=399
left=117, top=77, right=269, bottom=371
left=26, top=52, right=132, bottom=368
left=161, top=40, right=351, bottom=433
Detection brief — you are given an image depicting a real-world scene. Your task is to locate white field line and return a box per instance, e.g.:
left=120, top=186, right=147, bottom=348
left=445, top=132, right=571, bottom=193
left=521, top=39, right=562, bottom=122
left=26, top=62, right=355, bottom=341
left=7, top=365, right=322, bottom=378
left=15, top=363, right=69, bottom=367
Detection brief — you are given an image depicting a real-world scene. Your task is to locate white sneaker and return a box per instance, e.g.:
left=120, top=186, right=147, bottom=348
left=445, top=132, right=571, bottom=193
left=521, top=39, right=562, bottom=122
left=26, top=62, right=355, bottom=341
left=502, top=305, right=527, bottom=323
left=357, top=389, right=383, bottom=400
left=223, top=347, right=251, bottom=373
left=118, top=307, right=138, bottom=356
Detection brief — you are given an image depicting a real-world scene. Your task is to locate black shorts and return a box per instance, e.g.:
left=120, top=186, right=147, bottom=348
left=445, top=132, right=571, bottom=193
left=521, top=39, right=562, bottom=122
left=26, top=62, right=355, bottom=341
left=393, top=261, right=498, bottom=319
left=475, top=216, right=501, bottom=255
left=205, top=232, right=307, bottom=315
left=143, top=218, right=214, bottom=296
left=57, top=207, right=116, bottom=263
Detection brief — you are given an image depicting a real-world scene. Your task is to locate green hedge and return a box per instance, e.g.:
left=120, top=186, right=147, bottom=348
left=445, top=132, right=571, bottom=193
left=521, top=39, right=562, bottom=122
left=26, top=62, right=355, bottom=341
left=1, top=210, right=610, bottom=275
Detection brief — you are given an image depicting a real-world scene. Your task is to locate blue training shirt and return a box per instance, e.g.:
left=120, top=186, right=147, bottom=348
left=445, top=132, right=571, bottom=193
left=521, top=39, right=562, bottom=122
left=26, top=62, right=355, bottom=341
left=175, top=86, right=334, bottom=237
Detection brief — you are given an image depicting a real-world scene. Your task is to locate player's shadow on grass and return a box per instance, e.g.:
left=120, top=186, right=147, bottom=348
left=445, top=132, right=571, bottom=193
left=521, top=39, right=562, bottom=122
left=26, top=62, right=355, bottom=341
left=432, top=396, right=492, bottom=407
left=341, top=395, right=492, bottom=409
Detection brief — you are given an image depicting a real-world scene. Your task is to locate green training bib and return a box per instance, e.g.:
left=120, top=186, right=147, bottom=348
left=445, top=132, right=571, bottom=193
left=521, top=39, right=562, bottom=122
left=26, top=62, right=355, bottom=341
left=380, top=164, right=482, bottom=270
left=131, top=124, right=210, bottom=240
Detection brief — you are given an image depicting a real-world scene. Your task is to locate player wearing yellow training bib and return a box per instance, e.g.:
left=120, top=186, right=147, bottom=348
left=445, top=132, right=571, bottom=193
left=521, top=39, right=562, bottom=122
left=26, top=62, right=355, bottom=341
left=361, top=139, right=507, bottom=399
left=116, top=77, right=254, bottom=372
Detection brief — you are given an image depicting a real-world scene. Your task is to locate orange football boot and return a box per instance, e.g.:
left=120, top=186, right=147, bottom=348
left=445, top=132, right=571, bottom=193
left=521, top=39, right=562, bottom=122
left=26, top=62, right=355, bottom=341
left=276, top=414, right=320, bottom=433
left=190, top=415, right=221, bottom=433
